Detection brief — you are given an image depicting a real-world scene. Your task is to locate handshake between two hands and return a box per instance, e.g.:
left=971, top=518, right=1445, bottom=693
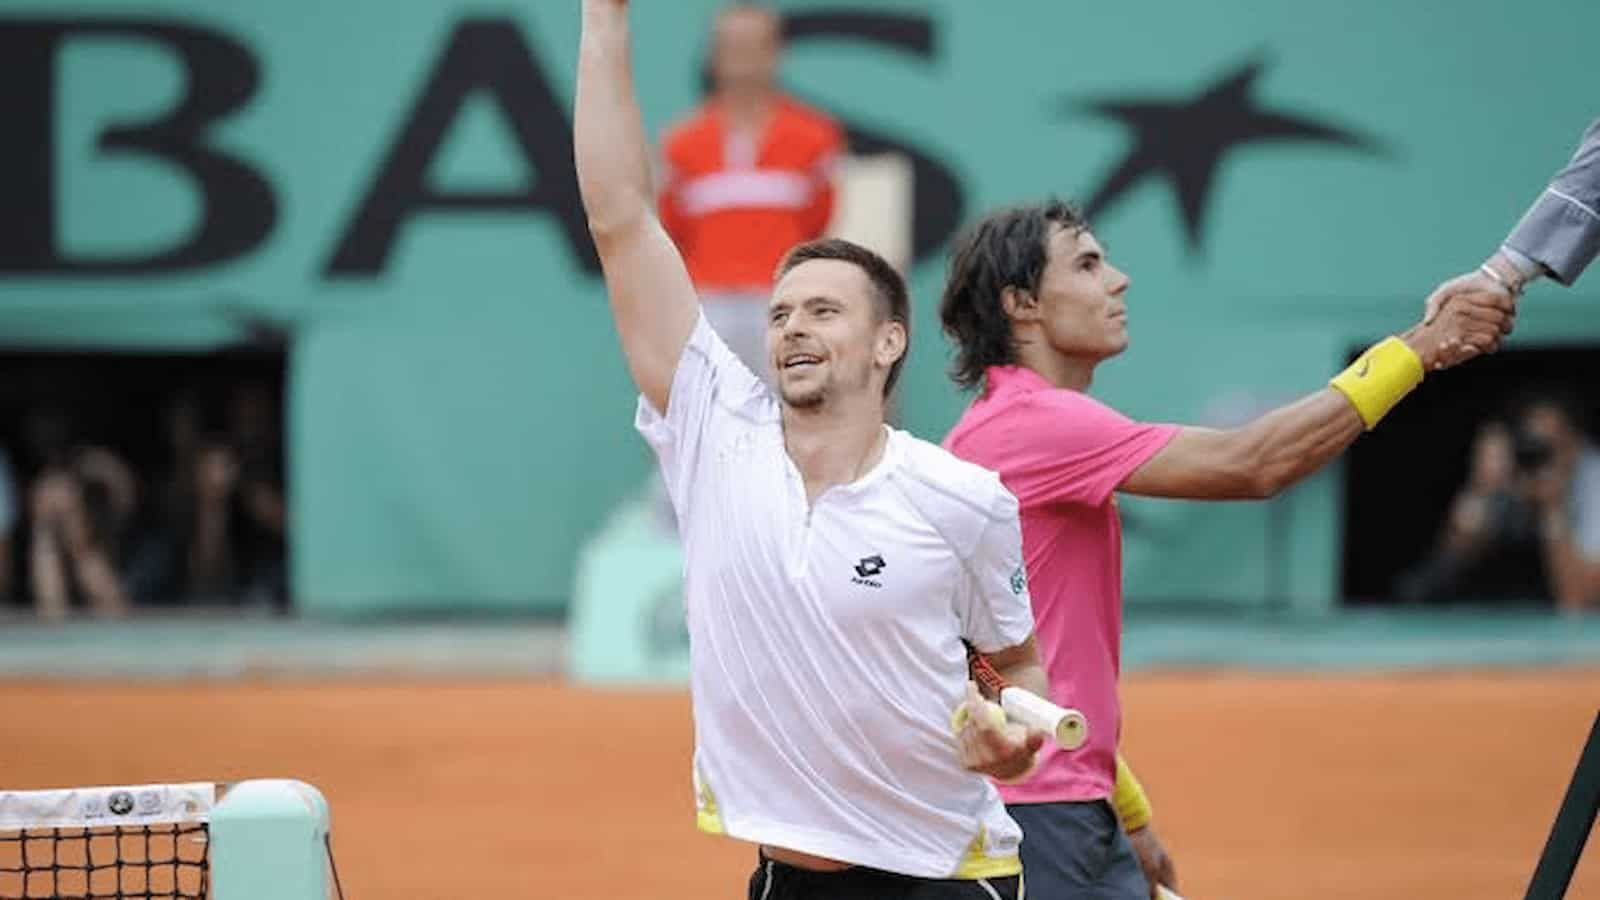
left=1408, top=253, right=1528, bottom=373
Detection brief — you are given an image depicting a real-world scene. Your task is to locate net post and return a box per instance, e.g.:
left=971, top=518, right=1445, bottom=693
left=209, top=780, right=331, bottom=900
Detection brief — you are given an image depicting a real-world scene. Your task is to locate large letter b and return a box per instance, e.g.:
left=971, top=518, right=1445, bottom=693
left=0, top=19, right=275, bottom=274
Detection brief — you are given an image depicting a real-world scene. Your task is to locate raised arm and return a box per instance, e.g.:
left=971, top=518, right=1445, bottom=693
left=576, top=0, right=700, bottom=412
left=1123, top=291, right=1515, bottom=500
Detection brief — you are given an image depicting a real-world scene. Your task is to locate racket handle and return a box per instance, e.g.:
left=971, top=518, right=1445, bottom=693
left=999, top=686, right=1088, bottom=750
left=1155, top=887, right=1186, bottom=900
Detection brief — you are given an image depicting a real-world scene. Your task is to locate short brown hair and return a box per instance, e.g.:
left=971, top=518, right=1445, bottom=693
left=777, top=239, right=911, bottom=397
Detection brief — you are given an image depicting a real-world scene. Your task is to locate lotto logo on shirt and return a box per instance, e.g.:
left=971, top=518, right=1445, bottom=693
left=1010, top=566, right=1027, bottom=596
left=851, top=554, right=886, bottom=588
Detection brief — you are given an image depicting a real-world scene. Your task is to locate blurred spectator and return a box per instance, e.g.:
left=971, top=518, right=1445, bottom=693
left=214, top=378, right=288, bottom=608
left=1397, top=393, right=1600, bottom=611
left=1521, top=396, right=1600, bottom=612
left=125, top=393, right=202, bottom=607
left=657, top=1, right=844, bottom=381
left=20, top=407, right=135, bottom=620
left=226, top=379, right=288, bottom=545
left=127, top=384, right=287, bottom=610
left=1395, top=422, right=1546, bottom=604
left=0, top=446, right=16, bottom=603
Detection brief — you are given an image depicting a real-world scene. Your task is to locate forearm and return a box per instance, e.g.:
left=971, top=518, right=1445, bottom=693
left=1126, top=332, right=1451, bottom=500
left=575, top=1, right=656, bottom=237
left=994, top=655, right=1050, bottom=701
left=188, top=505, right=233, bottom=592
left=73, top=550, right=128, bottom=614
left=573, top=0, right=699, bottom=409
left=1504, top=119, right=1600, bottom=286
left=1238, top=328, right=1451, bottom=496
left=1226, top=389, right=1365, bottom=498
left=1132, top=389, right=1363, bottom=501
left=30, top=526, right=69, bottom=618
left=1540, top=516, right=1600, bottom=610
left=980, top=634, right=1050, bottom=698
left=78, top=450, right=137, bottom=519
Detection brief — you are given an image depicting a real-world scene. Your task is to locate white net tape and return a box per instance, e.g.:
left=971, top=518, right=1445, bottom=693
left=0, top=784, right=215, bottom=832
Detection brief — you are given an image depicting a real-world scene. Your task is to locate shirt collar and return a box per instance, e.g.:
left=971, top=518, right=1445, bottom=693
left=983, top=365, right=1055, bottom=399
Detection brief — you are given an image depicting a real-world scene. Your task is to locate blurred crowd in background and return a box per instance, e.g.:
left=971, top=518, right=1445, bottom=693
left=0, top=373, right=286, bottom=620
left=1399, top=391, right=1600, bottom=612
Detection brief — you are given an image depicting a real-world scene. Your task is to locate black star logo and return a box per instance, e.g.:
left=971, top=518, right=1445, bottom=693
left=1072, top=60, right=1386, bottom=250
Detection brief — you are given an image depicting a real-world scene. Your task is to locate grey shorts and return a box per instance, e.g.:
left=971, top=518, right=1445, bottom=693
left=1008, top=801, right=1148, bottom=900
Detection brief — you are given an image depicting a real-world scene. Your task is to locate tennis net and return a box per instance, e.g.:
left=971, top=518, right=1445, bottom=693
left=0, top=781, right=334, bottom=900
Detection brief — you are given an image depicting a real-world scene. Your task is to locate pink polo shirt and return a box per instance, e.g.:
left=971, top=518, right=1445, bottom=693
left=944, top=365, right=1180, bottom=805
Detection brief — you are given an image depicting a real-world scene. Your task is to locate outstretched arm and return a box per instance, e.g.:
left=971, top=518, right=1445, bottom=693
left=1423, top=118, right=1600, bottom=321
left=1122, top=292, right=1515, bottom=500
left=1504, top=119, right=1600, bottom=288
left=576, top=0, right=700, bottom=413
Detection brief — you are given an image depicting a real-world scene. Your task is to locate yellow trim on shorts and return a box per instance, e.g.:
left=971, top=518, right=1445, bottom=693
left=695, top=806, right=725, bottom=835
left=952, top=826, right=1023, bottom=879
left=692, top=770, right=1018, bottom=878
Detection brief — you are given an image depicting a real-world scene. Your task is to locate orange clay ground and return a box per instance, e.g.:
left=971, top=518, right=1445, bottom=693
left=4, top=671, right=1596, bottom=900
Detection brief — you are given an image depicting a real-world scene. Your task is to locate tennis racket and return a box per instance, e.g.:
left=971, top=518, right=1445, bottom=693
left=964, top=642, right=1088, bottom=751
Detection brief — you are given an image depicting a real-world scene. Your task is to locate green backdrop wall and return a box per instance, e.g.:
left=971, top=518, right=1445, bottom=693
left=1, top=1, right=1595, bottom=615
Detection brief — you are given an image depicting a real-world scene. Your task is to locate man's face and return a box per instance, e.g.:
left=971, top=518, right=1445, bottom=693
left=1522, top=404, right=1580, bottom=467
left=1032, top=227, right=1132, bottom=362
left=711, top=7, right=782, bottom=96
left=767, top=259, right=902, bottom=410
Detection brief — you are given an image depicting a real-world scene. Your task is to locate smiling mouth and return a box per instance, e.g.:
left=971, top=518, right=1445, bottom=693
left=781, top=354, right=822, bottom=371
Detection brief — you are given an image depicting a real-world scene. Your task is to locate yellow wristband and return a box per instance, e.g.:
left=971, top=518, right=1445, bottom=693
left=1328, top=336, right=1424, bottom=430
left=1111, top=754, right=1153, bottom=832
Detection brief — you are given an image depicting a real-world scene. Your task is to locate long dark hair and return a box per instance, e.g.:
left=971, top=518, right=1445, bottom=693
left=939, top=200, right=1087, bottom=390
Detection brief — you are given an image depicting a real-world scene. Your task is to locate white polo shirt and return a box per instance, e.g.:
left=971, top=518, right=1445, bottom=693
left=636, top=313, right=1035, bottom=879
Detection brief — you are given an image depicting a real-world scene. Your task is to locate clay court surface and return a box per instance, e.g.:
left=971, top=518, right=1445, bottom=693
left=5, top=671, right=1597, bottom=899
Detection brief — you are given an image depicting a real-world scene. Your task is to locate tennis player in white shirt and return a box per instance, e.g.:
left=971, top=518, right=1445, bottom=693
left=575, top=2, right=1054, bottom=897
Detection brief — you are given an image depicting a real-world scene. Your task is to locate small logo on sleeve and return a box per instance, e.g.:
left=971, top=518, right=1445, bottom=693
left=1010, top=566, right=1028, bottom=595
left=852, top=554, right=886, bottom=587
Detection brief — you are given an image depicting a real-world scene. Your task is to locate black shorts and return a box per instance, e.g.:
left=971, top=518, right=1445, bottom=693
left=747, top=855, right=1023, bottom=900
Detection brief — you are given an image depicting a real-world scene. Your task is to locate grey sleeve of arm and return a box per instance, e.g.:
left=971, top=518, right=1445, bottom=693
left=1503, top=119, right=1600, bottom=286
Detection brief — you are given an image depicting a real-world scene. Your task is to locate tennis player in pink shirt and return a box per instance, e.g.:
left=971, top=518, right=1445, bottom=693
left=941, top=200, right=1516, bottom=899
